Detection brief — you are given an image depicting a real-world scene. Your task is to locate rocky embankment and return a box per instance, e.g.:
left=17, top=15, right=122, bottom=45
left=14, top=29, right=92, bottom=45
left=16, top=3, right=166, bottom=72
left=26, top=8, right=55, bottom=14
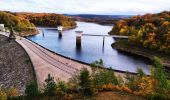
left=112, top=42, right=170, bottom=69
left=0, top=34, right=36, bottom=94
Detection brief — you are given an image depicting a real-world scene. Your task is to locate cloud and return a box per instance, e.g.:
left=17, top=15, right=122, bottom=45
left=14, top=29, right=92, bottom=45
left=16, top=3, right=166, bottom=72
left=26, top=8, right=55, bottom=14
left=0, top=0, right=169, bottom=15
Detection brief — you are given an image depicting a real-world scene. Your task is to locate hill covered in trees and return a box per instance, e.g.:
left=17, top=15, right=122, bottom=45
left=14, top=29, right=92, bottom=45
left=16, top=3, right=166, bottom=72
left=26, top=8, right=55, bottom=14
left=109, top=11, right=170, bottom=54
left=67, top=14, right=131, bottom=25
left=15, top=12, right=77, bottom=28
left=0, top=11, right=77, bottom=36
left=0, top=11, right=37, bottom=36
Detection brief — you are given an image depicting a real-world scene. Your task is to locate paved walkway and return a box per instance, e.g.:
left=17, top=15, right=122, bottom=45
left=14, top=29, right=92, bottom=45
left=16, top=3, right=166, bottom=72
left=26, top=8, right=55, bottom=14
left=0, top=32, right=125, bottom=88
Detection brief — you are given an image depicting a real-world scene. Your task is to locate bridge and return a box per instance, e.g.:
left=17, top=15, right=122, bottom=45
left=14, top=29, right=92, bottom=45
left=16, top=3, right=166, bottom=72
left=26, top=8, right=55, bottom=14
left=82, top=34, right=129, bottom=38
left=81, top=34, right=129, bottom=48
left=28, top=27, right=129, bottom=48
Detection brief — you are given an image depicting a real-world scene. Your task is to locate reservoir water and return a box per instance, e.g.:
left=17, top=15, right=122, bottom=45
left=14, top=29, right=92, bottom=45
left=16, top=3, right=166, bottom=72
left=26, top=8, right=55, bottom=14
left=28, top=21, right=150, bottom=74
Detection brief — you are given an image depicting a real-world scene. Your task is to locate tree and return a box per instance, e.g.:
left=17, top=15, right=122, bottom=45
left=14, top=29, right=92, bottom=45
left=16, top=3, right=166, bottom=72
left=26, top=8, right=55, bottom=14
left=79, top=68, right=94, bottom=96
left=43, top=74, right=57, bottom=96
left=25, top=82, right=39, bottom=98
left=93, top=70, right=118, bottom=86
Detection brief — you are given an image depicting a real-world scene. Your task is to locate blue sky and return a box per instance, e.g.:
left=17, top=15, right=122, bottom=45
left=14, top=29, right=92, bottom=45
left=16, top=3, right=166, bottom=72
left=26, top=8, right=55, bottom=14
left=0, top=0, right=169, bottom=15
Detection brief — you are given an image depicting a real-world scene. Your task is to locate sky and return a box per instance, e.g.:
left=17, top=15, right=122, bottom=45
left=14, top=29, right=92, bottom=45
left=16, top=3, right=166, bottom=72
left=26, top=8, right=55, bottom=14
left=0, top=0, right=170, bottom=15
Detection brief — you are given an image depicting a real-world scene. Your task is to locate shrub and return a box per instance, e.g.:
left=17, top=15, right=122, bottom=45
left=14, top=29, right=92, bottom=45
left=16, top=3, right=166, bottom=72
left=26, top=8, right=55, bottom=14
left=125, top=70, right=155, bottom=96
left=25, top=82, right=39, bottom=98
left=79, top=68, right=94, bottom=96
left=0, top=90, right=7, bottom=100
left=147, top=92, right=166, bottom=100
left=44, top=74, right=57, bottom=96
left=93, top=70, right=119, bottom=87
left=91, top=59, right=104, bottom=68
left=149, top=56, right=170, bottom=99
left=56, top=80, right=68, bottom=96
left=6, top=88, right=19, bottom=98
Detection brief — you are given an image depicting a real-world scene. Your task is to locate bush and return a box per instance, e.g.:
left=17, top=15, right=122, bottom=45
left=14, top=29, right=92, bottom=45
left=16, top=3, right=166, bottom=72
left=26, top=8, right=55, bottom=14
left=25, top=82, right=39, bottom=98
left=79, top=68, right=94, bottom=96
left=6, top=88, right=19, bottom=98
left=149, top=56, right=170, bottom=99
left=43, top=74, right=57, bottom=96
left=0, top=90, right=7, bottom=100
left=147, top=92, right=166, bottom=100
left=56, top=80, right=68, bottom=96
left=91, top=59, right=104, bottom=68
left=93, top=70, right=119, bottom=87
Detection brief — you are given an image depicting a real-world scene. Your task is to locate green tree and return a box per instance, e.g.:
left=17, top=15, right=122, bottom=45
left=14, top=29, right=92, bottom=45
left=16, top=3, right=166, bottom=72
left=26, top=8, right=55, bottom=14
left=25, top=82, right=39, bottom=98
left=44, top=74, right=57, bottom=96
left=79, top=68, right=94, bottom=96
left=93, top=70, right=118, bottom=86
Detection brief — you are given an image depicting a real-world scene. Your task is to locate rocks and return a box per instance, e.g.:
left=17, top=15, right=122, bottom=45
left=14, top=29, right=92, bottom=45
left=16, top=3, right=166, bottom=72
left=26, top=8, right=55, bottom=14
left=0, top=35, right=35, bottom=94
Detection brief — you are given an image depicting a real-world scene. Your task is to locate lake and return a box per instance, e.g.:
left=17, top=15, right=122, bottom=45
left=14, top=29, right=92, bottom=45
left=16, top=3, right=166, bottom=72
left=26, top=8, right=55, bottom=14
left=28, top=21, right=150, bottom=74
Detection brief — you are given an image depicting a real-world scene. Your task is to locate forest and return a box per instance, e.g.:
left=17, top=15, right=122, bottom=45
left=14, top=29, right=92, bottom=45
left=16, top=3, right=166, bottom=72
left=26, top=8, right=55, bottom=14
left=14, top=12, right=77, bottom=28
left=109, top=11, right=170, bottom=54
left=0, top=11, right=36, bottom=33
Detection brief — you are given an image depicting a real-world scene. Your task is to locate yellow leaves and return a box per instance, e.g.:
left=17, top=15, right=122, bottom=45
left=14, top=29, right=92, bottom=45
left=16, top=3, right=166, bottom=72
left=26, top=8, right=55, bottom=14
left=0, top=90, right=7, bottom=100
left=131, top=76, right=156, bottom=97
left=101, top=84, right=133, bottom=94
left=5, top=88, right=19, bottom=97
left=117, top=20, right=127, bottom=28
left=119, top=26, right=129, bottom=35
left=161, top=21, right=170, bottom=27
left=121, top=85, right=132, bottom=93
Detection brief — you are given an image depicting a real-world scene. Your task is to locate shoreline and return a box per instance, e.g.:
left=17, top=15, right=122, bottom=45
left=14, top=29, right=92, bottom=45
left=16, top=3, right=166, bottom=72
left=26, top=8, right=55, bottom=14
left=112, top=42, right=170, bottom=69
left=21, top=25, right=77, bottom=37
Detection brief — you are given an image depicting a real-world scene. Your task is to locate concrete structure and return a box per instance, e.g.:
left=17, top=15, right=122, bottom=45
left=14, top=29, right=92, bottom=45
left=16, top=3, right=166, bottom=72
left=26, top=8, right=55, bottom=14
left=82, top=34, right=129, bottom=48
left=0, top=24, right=5, bottom=32
left=76, top=31, right=83, bottom=48
left=57, top=26, right=63, bottom=38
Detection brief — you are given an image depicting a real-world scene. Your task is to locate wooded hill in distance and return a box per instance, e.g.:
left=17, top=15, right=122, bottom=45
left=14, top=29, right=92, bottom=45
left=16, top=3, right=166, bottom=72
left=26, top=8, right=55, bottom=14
left=66, top=14, right=131, bottom=25
left=109, top=11, right=170, bottom=54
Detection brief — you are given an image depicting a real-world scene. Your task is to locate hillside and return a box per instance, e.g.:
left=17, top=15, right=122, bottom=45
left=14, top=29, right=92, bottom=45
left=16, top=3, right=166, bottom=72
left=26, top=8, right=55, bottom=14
left=0, top=11, right=37, bottom=36
left=67, top=14, right=131, bottom=25
left=15, top=12, right=77, bottom=28
left=109, top=11, right=170, bottom=54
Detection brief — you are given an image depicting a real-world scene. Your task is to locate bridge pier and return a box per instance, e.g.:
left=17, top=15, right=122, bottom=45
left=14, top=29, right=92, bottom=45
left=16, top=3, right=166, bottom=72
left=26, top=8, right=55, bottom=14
left=103, top=36, right=105, bottom=48
left=58, top=26, right=63, bottom=38
left=42, top=29, right=45, bottom=37
left=76, top=31, right=83, bottom=48
left=58, top=31, right=62, bottom=38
